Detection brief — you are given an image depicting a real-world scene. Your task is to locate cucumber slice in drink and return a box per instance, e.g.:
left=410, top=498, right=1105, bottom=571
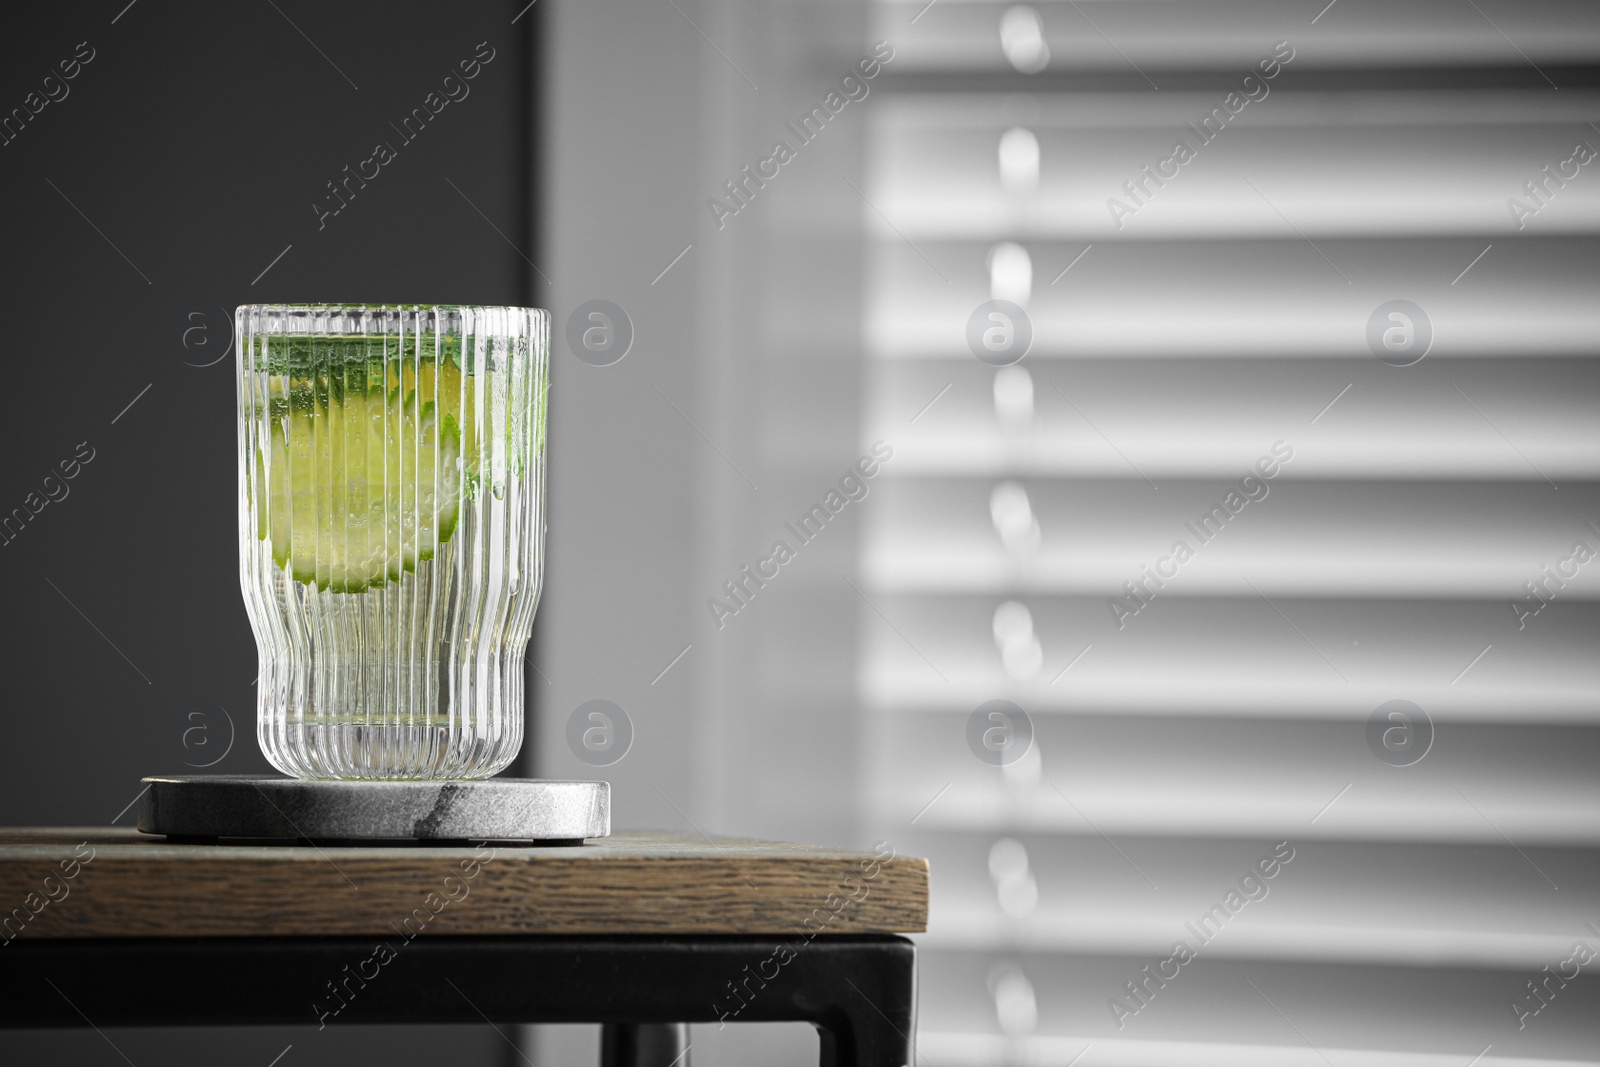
left=261, top=362, right=464, bottom=593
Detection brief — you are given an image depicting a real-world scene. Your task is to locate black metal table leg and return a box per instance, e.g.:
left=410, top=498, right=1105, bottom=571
left=601, top=1022, right=690, bottom=1067
left=805, top=944, right=917, bottom=1067
left=0, top=935, right=915, bottom=1067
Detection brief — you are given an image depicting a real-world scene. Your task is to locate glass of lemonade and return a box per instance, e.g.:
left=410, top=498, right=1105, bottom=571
left=236, top=305, right=548, bottom=779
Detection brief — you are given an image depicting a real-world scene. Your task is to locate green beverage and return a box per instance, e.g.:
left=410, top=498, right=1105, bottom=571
left=237, top=306, right=548, bottom=780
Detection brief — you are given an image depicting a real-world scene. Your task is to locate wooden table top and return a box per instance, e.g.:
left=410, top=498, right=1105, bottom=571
left=0, top=828, right=927, bottom=940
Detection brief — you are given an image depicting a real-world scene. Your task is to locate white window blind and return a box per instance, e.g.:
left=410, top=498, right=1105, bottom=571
left=858, top=2, right=1600, bottom=1063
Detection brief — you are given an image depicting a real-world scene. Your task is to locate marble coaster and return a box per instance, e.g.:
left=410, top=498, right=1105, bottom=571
left=137, top=776, right=609, bottom=843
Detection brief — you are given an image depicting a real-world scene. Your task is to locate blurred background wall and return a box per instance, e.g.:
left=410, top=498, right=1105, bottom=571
left=3, top=2, right=1600, bottom=1066
left=545, top=1, right=1600, bottom=1063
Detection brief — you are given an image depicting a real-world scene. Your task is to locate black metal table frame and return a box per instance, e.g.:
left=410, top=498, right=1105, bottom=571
left=0, top=934, right=917, bottom=1067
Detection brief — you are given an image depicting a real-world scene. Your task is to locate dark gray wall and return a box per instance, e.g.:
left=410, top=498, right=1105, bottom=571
left=0, top=2, right=536, bottom=1064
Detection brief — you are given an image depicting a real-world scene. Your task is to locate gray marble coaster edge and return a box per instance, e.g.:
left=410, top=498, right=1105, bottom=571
left=136, top=776, right=610, bottom=842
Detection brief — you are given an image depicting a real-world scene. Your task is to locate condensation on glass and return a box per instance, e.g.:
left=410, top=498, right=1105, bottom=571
left=236, top=305, right=548, bottom=779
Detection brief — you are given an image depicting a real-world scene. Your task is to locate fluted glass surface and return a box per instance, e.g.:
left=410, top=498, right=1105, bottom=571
left=237, top=305, right=548, bottom=779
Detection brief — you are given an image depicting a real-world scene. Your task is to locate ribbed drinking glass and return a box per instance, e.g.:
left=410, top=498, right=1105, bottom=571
left=236, top=305, right=548, bottom=779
